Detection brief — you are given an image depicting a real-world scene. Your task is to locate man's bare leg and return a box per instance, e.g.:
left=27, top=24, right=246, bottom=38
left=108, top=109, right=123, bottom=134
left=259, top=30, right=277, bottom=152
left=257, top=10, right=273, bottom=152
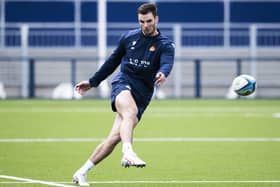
left=73, top=114, right=122, bottom=185
left=115, top=90, right=138, bottom=143
left=89, top=114, right=122, bottom=164
left=115, top=90, right=146, bottom=167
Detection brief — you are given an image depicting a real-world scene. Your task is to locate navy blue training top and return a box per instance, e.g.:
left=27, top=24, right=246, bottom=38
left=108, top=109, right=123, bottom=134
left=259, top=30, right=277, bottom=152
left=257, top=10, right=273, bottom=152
left=89, top=28, right=175, bottom=94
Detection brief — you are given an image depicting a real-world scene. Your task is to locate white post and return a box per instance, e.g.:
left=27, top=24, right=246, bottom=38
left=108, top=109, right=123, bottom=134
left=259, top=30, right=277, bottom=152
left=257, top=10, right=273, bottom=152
left=250, top=24, right=257, bottom=79
left=249, top=24, right=257, bottom=98
left=74, top=0, right=81, bottom=48
left=98, top=0, right=106, bottom=63
left=173, top=24, right=182, bottom=98
left=0, top=0, right=5, bottom=48
left=98, top=0, right=109, bottom=98
left=223, top=0, right=230, bottom=48
left=21, top=24, right=29, bottom=98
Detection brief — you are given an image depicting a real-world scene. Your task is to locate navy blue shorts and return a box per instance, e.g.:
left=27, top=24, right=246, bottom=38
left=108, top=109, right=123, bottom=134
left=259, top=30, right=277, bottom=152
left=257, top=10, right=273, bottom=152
left=110, top=80, right=152, bottom=121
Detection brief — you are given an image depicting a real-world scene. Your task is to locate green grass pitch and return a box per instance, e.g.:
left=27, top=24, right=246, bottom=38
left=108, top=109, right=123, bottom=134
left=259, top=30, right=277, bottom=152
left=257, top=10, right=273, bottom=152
left=0, top=99, right=280, bottom=187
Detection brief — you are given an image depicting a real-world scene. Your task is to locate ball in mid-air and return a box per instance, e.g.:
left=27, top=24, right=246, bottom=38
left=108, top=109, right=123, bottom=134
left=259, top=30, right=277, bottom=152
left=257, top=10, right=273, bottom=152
left=232, top=74, right=256, bottom=96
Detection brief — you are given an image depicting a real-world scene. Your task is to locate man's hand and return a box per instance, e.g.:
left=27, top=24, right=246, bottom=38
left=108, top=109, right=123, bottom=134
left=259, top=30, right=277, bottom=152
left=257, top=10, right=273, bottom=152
left=75, top=80, right=91, bottom=95
left=155, top=72, right=166, bottom=87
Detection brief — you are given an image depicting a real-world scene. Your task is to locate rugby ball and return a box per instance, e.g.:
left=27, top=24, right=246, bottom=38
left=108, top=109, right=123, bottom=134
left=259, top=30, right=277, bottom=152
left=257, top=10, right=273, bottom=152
left=232, top=74, right=256, bottom=96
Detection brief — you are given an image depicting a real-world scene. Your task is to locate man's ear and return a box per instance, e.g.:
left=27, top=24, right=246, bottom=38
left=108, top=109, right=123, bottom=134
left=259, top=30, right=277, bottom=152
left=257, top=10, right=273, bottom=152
left=155, top=16, right=159, bottom=24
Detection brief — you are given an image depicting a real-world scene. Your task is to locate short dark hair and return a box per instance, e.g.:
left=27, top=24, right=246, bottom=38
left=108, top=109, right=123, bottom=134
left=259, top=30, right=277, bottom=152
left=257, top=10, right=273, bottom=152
left=137, top=3, right=157, bottom=17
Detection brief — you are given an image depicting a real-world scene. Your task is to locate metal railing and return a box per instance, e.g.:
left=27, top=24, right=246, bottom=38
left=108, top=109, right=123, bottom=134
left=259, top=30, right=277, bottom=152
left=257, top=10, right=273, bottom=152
left=0, top=56, right=280, bottom=99
left=1, top=23, right=280, bottom=48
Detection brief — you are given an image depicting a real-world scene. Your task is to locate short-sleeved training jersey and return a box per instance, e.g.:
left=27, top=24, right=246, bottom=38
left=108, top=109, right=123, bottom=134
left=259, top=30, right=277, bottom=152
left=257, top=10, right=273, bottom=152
left=89, top=28, right=175, bottom=95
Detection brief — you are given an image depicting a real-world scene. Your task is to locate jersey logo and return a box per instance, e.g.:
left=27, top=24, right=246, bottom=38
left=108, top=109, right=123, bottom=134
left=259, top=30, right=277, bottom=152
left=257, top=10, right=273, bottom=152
left=149, top=45, right=156, bottom=52
left=132, top=41, right=137, bottom=46
left=130, top=41, right=137, bottom=50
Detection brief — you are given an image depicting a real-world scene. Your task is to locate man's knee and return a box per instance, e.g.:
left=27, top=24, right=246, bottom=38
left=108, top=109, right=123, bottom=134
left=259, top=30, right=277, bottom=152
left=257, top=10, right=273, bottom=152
left=122, top=107, right=138, bottom=119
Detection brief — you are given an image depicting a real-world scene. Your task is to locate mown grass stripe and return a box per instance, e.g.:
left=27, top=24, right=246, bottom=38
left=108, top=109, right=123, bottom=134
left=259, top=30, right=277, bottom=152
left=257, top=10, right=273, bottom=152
left=0, top=175, right=75, bottom=187
left=1, top=137, right=280, bottom=142
left=1, top=180, right=280, bottom=184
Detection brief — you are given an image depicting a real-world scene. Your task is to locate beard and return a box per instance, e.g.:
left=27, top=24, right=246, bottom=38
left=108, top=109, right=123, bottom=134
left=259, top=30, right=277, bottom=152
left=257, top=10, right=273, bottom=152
left=142, top=25, right=157, bottom=37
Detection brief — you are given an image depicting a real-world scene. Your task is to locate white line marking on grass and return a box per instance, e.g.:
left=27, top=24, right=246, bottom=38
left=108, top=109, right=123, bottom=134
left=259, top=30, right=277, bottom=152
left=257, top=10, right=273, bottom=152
left=1, top=137, right=280, bottom=143
left=149, top=113, right=269, bottom=118
left=135, top=137, right=280, bottom=142
left=0, top=175, right=75, bottom=187
left=88, top=180, right=280, bottom=184
left=273, top=113, right=280, bottom=118
left=0, top=108, right=109, bottom=113
left=0, top=138, right=104, bottom=142
left=1, top=180, right=280, bottom=184
left=0, top=181, right=33, bottom=184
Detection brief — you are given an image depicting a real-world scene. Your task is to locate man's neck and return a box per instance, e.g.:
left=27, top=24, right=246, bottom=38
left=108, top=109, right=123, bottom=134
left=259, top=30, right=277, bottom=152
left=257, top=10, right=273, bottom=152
left=143, top=29, right=159, bottom=37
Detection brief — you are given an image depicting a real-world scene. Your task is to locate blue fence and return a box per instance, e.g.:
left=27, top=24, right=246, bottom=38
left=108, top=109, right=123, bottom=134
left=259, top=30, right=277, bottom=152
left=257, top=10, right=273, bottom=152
left=3, top=1, right=280, bottom=48
left=5, top=1, right=280, bottom=23
left=1, top=56, right=279, bottom=98
left=4, top=25, right=280, bottom=47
